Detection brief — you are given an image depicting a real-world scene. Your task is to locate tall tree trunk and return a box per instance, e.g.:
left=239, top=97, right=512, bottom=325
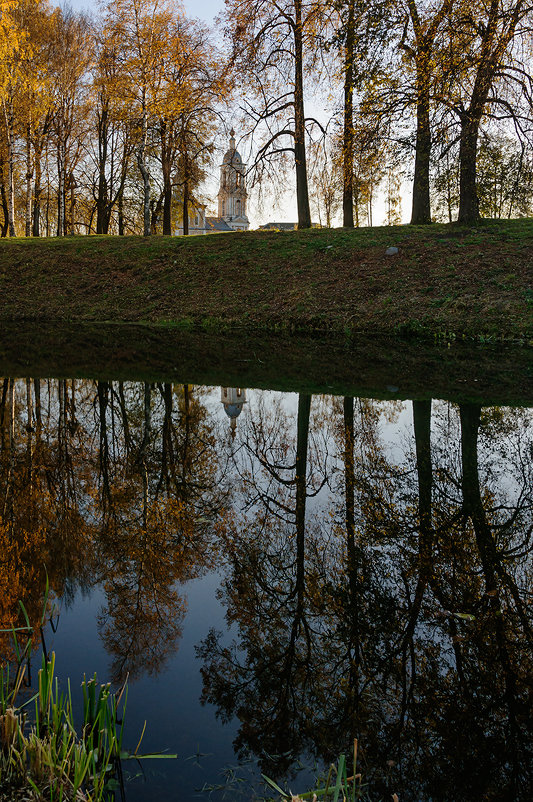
left=4, top=98, right=16, bottom=237
left=182, top=177, right=189, bottom=236
left=87, top=204, right=96, bottom=234
left=97, top=381, right=111, bottom=507
left=69, top=172, right=76, bottom=235
left=32, top=142, right=42, bottom=237
left=343, top=397, right=360, bottom=657
left=161, top=120, right=173, bottom=236
left=137, top=104, right=151, bottom=237
left=459, top=404, right=499, bottom=589
left=118, top=185, right=125, bottom=235
left=401, top=400, right=434, bottom=649
left=57, top=139, right=66, bottom=237
left=411, top=55, right=432, bottom=224
left=293, top=0, right=311, bottom=230
left=0, top=378, right=8, bottom=445
left=45, top=177, right=51, bottom=237
left=34, top=378, right=41, bottom=429
left=295, top=393, right=311, bottom=620
left=96, top=102, right=109, bottom=235
left=138, top=382, right=152, bottom=476
left=455, top=0, right=521, bottom=224
left=117, top=134, right=130, bottom=236
left=25, top=125, right=33, bottom=237
left=459, top=401, right=520, bottom=747
left=457, top=114, right=481, bottom=224
left=163, top=168, right=172, bottom=235
left=342, top=0, right=355, bottom=228
left=0, top=154, right=9, bottom=237
left=150, top=193, right=163, bottom=234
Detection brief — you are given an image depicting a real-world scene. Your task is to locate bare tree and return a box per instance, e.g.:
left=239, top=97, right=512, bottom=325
left=225, top=0, right=329, bottom=229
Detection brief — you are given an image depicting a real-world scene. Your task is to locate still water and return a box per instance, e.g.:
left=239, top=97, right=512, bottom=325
left=0, top=331, right=532, bottom=801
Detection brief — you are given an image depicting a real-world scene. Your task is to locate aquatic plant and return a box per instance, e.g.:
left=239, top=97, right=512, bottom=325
left=0, top=653, right=129, bottom=801
left=0, top=590, right=175, bottom=801
left=262, top=741, right=369, bottom=802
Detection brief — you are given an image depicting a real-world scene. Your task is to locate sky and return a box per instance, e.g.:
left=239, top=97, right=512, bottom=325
left=70, top=0, right=224, bottom=23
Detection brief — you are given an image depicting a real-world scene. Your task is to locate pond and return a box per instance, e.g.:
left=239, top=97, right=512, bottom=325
left=0, top=325, right=532, bottom=801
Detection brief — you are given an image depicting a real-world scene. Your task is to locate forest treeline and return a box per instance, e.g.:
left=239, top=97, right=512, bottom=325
left=0, top=0, right=532, bottom=237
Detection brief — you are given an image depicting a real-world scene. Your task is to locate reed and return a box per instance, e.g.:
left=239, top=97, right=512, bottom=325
left=0, top=586, right=175, bottom=801
left=263, top=741, right=368, bottom=802
left=0, top=651, right=129, bottom=801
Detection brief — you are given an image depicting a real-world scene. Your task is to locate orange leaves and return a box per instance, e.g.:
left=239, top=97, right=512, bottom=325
left=0, top=516, right=48, bottom=658
left=101, top=0, right=184, bottom=120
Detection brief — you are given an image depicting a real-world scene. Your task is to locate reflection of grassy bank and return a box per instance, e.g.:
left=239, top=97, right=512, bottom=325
left=0, top=323, right=531, bottom=407
left=0, top=219, right=531, bottom=341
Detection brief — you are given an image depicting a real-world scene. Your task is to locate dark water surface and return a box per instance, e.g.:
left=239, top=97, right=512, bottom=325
left=0, top=327, right=532, bottom=801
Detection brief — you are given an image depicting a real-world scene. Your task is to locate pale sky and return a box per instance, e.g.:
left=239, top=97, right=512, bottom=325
left=69, top=0, right=224, bottom=22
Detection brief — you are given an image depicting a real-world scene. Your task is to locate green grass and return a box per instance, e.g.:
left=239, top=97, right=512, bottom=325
left=1, top=654, right=128, bottom=801
left=0, top=219, right=531, bottom=342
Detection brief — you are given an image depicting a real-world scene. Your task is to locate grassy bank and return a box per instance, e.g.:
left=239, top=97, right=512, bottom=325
left=0, top=219, right=532, bottom=341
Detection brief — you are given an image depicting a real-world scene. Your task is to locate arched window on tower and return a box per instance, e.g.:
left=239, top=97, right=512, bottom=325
left=236, top=200, right=241, bottom=216
left=222, top=200, right=225, bottom=217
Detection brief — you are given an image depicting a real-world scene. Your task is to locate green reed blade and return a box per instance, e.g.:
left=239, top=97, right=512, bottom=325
left=261, top=773, right=290, bottom=798
left=18, top=600, right=31, bottom=631
left=331, top=754, right=346, bottom=802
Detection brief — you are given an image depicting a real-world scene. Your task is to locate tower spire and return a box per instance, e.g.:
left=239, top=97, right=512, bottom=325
left=217, top=128, right=250, bottom=231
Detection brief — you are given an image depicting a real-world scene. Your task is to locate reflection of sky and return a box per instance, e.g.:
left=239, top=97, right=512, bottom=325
left=45, top=575, right=241, bottom=802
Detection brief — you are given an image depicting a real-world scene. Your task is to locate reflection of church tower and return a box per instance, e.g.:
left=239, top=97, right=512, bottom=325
left=221, top=387, right=247, bottom=437
left=217, top=130, right=250, bottom=231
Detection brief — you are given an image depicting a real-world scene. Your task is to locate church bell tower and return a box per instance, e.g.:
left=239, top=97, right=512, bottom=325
left=217, top=130, right=250, bottom=231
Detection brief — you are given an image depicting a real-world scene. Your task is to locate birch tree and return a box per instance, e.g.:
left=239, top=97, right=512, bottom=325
left=0, top=0, right=28, bottom=235
left=157, top=16, right=228, bottom=235
left=103, top=0, right=177, bottom=237
left=48, top=7, right=91, bottom=236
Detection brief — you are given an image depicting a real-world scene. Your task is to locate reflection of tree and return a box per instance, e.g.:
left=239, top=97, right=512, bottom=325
left=98, top=498, right=190, bottom=681
left=455, top=403, right=533, bottom=797
left=198, top=392, right=339, bottom=776
left=0, top=378, right=227, bottom=685
left=94, top=381, right=225, bottom=682
left=0, top=378, right=94, bottom=658
left=199, top=395, right=533, bottom=800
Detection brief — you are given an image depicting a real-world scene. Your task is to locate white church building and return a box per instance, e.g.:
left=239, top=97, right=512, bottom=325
left=174, top=130, right=250, bottom=235
left=216, top=129, right=250, bottom=231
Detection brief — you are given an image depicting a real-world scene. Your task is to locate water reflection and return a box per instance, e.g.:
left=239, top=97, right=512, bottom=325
left=0, top=379, right=226, bottom=683
left=1, top=378, right=532, bottom=801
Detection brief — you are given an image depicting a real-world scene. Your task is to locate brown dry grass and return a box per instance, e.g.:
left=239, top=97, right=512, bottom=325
left=0, top=219, right=531, bottom=341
